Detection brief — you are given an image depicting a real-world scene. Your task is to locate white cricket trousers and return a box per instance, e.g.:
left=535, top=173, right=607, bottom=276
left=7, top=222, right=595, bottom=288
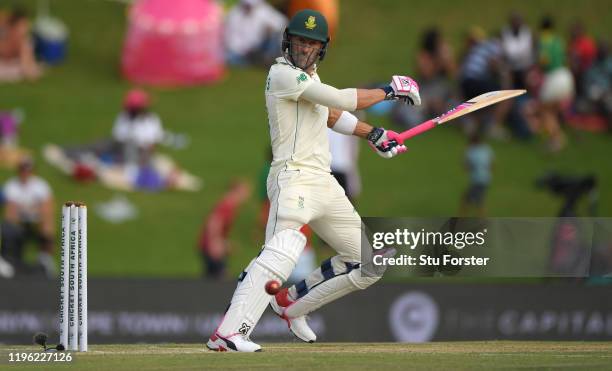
left=266, top=168, right=362, bottom=263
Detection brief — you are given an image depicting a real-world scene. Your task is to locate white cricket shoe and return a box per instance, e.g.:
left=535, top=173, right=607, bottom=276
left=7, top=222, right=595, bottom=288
left=206, top=332, right=261, bottom=352
left=270, top=289, right=316, bottom=343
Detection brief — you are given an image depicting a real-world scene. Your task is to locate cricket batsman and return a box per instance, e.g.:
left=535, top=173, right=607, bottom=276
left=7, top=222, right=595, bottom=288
left=207, top=9, right=420, bottom=352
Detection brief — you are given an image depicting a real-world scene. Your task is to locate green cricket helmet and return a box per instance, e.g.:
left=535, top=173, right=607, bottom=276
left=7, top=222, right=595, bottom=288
left=282, top=9, right=330, bottom=70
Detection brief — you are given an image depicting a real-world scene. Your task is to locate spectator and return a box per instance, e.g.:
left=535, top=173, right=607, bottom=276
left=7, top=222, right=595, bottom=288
left=582, top=40, right=612, bottom=125
left=198, top=180, right=252, bottom=280
left=328, top=118, right=361, bottom=201
left=0, top=109, right=28, bottom=169
left=393, top=27, right=457, bottom=127
left=224, top=0, right=287, bottom=67
left=57, top=88, right=163, bottom=169
left=537, top=15, right=574, bottom=152
left=0, top=157, right=55, bottom=277
left=501, top=12, right=534, bottom=89
left=459, top=133, right=493, bottom=217
left=112, top=88, right=164, bottom=168
left=569, top=20, right=598, bottom=100
left=459, top=27, right=511, bottom=137
left=501, top=12, right=536, bottom=139
left=0, top=109, right=21, bottom=148
left=0, top=8, right=42, bottom=82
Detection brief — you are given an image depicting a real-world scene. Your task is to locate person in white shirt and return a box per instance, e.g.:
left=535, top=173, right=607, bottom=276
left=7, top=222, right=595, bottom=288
left=501, top=12, right=535, bottom=90
left=207, top=9, right=421, bottom=352
left=112, top=88, right=164, bottom=167
left=224, top=0, right=287, bottom=66
left=500, top=13, right=535, bottom=140
left=1, top=157, right=55, bottom=277
left=328, top=122, right=361, bottom=201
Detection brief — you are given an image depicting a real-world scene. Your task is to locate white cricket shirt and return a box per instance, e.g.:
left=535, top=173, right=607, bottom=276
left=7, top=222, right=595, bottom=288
left=265, top=57, right=331, bottom=174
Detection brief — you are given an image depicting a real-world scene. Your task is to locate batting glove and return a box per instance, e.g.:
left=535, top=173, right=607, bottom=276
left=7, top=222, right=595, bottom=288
left=382, top=75, right=421, bottom=105
left=367, top=127, right=408, bottom=159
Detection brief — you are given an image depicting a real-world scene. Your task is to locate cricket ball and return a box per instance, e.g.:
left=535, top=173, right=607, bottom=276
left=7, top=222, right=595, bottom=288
left=265, top=280, right=281, bottom=295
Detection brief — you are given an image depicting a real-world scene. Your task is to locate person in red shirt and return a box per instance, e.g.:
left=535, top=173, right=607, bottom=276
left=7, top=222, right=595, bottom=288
left=569, top=21, right=598, bottom=97
left=198, top=180, right=251, bottom=279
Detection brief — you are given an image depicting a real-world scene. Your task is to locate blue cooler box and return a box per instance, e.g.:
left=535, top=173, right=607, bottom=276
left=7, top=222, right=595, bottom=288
left=33, top=16, right=68, bottom=65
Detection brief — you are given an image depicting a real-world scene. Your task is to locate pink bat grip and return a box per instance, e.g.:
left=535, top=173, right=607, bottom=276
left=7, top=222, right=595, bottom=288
left=388, top=103, right=474, bottom=144
left=387, top=120, right=436, bottom=144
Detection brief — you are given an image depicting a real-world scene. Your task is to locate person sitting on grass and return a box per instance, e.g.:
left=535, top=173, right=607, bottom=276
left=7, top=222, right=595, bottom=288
left=224, top=0, right=287, bottom=67
left=112, top=88, right=168, bottom=189
left=0, top=157, right=55, bottom=278
left=112, top=88, right=164, bottom=167
left=0, top=8, right=42, bottom=82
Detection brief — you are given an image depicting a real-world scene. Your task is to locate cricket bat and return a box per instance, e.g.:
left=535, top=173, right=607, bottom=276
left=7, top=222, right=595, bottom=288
left=387, top=89, right=526, bottom=144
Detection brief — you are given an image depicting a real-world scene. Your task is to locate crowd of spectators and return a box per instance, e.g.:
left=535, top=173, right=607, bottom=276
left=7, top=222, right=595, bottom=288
left=388, top=13, right=610, bottom=153
left=371, top=12, right=611, bottom=217
left=220, top=3, right=610, bottom=153
left=1, top=2, right=610, bottom=279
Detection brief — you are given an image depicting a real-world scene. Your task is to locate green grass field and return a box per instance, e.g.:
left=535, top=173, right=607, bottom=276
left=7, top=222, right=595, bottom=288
left=3, top=342, right=612, bottom=370
left=1, top=0, right=611, bottom=277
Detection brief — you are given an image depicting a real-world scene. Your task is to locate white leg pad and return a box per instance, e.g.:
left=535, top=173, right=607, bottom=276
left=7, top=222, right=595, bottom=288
left=284, top=268, right=380, bottom=318
left=216, top=229, right=306, bottom=337
left=284, top=248, right=397, bottom=318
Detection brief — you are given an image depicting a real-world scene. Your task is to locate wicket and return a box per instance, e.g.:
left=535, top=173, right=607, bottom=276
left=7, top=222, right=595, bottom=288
left=59, top=202, right=88, bottom=352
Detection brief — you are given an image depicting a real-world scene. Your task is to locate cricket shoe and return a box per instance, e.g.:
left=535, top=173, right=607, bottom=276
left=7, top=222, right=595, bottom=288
left=206, top=333, right=261, bottom=352
left=269, top=288, right=316, bottom=343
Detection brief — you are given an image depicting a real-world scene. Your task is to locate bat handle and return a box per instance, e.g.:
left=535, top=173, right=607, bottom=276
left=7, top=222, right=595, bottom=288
left=381, top=131, right=404, bottom=151
left=392, top=120, right=437, bottom=144
left=384, top=131, right=402, bottom=148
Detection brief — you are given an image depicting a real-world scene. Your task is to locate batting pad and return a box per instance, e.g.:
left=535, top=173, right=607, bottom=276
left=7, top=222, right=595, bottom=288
left=216, top=229, right=306, bottom=337
left=285, top=248, right=396, bottom=318
left=284, top=267, right=378, bottom=318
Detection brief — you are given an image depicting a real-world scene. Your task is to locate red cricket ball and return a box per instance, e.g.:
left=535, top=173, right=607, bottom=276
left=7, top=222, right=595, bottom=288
left=265, top=280, right=281, bottom=295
